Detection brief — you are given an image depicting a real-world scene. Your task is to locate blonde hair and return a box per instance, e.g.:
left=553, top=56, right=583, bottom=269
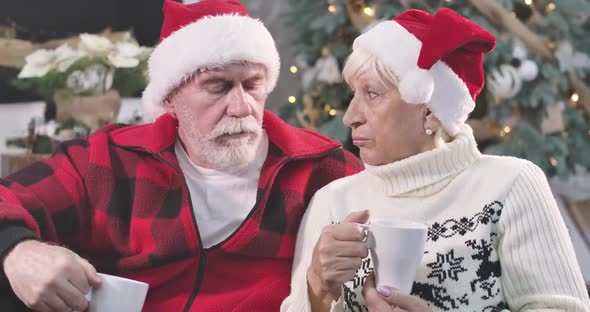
left=342, top=48, right=399, bottom=89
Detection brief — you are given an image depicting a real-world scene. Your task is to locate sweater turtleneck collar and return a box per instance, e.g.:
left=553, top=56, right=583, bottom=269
left=364, top=125, right=481, bottom=197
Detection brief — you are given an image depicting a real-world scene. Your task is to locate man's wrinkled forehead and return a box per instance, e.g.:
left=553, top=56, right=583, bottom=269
left=195, top=62, right=268, bottom=82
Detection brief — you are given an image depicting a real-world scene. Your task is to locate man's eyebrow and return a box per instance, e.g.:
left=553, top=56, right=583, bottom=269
left=199, top=77, right=230, bottom=85
left=244, top=74, right=265, bottom=82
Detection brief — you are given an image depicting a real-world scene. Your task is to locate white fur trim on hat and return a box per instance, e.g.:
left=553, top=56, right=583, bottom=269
left=142, top=14, right=280, bottom=121
left=352, top=20, right=475, bottom=136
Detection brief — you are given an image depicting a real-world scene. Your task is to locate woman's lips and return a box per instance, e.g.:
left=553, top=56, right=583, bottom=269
left=352, top=137, right=370, bottom=146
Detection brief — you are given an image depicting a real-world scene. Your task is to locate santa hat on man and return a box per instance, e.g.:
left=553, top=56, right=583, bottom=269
left=353, top=8, right=496, bottom=135
left=143, top=0, right=280, bottom=121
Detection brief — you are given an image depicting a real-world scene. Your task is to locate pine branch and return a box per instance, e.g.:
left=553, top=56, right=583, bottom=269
left=346, top=1, right=374, bottom=33
left=466, top=118, right=501, bottom=142
left=467, top=0, right=553, bottom=58
left=468, top=0, right=590, bottom=114
left=569, top=72, right=590, bottom=116
left=529, top=4, right=544, bottom=26
left=296, top=95, right=320, bottom=130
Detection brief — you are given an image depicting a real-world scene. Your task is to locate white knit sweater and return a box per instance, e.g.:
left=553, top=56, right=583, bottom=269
left=281, top=125, right=590, bottom=312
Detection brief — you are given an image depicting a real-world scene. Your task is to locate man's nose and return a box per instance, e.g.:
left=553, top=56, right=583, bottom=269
left=226, top=86, right=252, bottom=118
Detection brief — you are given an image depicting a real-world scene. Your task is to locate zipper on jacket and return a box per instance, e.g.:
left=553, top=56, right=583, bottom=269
left=112, top=143, right=209, bottom=312
left=134, top=148, right=208, bottom=312
left=181, top=146, right=344, bottom=310
left=113, top=142, right=342, bottom=311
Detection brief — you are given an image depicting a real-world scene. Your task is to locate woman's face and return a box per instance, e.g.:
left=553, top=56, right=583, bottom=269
left=343, top=71, right=436, bottom=166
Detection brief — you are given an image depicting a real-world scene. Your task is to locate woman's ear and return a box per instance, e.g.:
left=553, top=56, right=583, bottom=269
left=423, top=105, right=442, bottom=135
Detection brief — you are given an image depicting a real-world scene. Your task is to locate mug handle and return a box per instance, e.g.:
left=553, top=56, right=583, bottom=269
left=85, top=288, right=93, bottom=302
left=353, top=222, right=374, bottom=248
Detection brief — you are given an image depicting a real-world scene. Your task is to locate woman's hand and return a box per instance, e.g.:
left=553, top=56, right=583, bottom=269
left=363, top=273, right=432, bottom=312
left=307, top=210, right=370, bottom=305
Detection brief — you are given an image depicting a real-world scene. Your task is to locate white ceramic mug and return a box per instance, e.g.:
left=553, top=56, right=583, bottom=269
left=359, top=219, right=428, bottom=293
left=85, top=273, right=149, bottom=312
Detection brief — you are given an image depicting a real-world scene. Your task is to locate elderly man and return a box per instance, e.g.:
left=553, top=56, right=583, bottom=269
left=0, top=1, right=363, bottom=311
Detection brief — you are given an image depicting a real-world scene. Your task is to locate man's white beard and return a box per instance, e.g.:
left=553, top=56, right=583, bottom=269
left=186, top=116, right=263, bottom=171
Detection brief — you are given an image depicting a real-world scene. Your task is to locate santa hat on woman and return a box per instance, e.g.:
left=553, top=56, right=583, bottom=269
left=353, top=8, right=496, bottom=135
left=142, top=0, right=280, bottom=121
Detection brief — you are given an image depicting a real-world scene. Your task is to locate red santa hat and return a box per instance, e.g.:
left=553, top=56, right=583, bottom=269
left=353, top=8, right=496, bottom=135
left=143, top=0, right=280, bottom=120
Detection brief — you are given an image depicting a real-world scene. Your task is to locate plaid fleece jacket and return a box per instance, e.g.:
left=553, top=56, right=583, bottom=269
left=0, top=110, right=363, bottom=311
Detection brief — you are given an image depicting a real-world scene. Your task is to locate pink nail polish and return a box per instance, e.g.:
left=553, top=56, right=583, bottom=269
left=377, top=287, right=391, bottom=297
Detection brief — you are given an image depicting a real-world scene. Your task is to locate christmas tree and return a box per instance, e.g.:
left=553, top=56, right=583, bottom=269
left=281, top=0, right=590, bottom=177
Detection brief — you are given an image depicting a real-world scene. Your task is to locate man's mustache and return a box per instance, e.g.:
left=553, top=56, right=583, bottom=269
left=208, top=117, right=262, bottom=139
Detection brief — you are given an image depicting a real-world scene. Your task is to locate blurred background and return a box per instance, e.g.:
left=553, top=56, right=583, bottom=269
left=0, top=0, right=589, bottom=289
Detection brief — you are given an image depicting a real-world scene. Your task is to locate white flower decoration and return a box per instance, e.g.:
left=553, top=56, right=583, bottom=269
left=54, top=44, right=86, bottom=72
left=79, top=33, right=114, bottom=56
left=106, top=41, right=151, bottom=68
left=17, top=49, right=55, bottom=78
left=35, top=120, right=59, bottom=138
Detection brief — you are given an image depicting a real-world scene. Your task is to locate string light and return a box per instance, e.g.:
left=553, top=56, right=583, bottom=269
left=328, top=5, right=336, bottom=13
left=549, top=157, right=558, bottom=167
left=329, top=109, right=337, bottom=116
left=545, top=2, right=556, bottom=12
left=511, top=12, right=517, bottom=18
left=499, top=126, right=511, bottom=137
left=288, top=96, right=297, bottom=104
left=547, top=41, right=557, bottom=49
left=524, top=0, right=533, bottom=6
left=290, top=66, right=298, bottom=74
left=363, top=6, right=375, bottom=16
left=324, top=104, right=332, bottom=112
left=571, top=93, right=580, bottom=102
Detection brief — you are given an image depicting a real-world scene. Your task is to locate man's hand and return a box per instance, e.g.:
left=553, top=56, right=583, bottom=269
left=363, top=273, right=432, bottom=312
left=307, top=210, right=370, bottom=307
left=3, top=240, right=101, bottom=312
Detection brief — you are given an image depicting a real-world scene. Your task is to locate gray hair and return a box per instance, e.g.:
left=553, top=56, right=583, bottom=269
left=343, top=48, right=452, bottom=142
left=343, top=48, right=399, bottom=89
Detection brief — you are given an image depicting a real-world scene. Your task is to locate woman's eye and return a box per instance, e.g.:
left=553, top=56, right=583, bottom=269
left=368, top=91, right=379, bottom=99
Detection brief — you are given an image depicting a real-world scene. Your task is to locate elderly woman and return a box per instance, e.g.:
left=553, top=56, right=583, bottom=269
left=281, top=8, right=590, bottom=312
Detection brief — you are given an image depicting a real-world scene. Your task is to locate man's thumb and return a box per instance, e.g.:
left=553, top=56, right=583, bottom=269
left=343, top=210, right=370, bottom=224
left=78, top=257, right=102, bottom=287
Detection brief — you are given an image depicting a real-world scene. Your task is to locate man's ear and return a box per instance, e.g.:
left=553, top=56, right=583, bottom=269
left=164, top=98, right=177, bottom=119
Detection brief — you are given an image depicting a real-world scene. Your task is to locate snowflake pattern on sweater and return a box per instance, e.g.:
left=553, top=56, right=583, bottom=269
left=342, top=201, right=509, bottom=312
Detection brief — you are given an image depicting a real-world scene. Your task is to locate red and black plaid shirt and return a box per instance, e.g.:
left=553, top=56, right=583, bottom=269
left=0, top=110, right=363, bottom=311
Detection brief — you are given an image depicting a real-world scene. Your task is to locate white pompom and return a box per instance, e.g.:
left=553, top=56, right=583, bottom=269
left=399, top=68, right=434, bottom=104
left=512, top=45, right=528, bottom=60
left=518, top=60, right=539, bottom=81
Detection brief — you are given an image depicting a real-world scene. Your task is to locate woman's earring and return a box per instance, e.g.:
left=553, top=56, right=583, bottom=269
left=425, top=128, right=434, bottom=136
